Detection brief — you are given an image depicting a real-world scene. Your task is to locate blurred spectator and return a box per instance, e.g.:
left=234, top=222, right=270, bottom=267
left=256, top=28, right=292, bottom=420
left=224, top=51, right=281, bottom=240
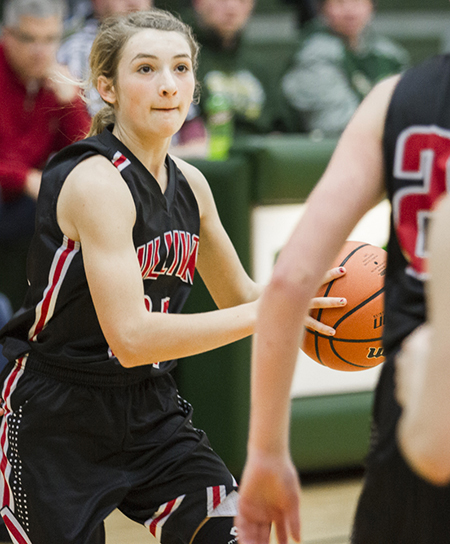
left=0, top=293, right=12, bottom=373
left=282, top=0, right=317, bottom=28
left=282, top=0, right=409, bottom=137
left=64, top=0, right=93, bottom=33
left=175, top=0, right=293, bottom=159
left=0, top=0, right=91, bottom=310
left=58, top=0, right=153, bottom=116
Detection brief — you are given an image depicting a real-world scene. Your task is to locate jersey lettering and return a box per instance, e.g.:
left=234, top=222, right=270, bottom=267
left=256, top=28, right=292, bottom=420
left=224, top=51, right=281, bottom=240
left=138, top=238, right=161, bottom=280
left=137, top=230, right=199, bottom=284
left=176, top=231, right=199, bottom=284
left=392, top=125, right=450, bottom=279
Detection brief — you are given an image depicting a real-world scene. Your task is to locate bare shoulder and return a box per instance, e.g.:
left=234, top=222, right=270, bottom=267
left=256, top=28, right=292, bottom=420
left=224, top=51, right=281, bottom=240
left=170, top=155, right=214, bottom=218
left=66, top=155, right=127, bottom=193
left=360, top=74, right=401, bottom=117
left=58, top=154, right=136, bottom=241
left=347, top=74, right=402, bottom=141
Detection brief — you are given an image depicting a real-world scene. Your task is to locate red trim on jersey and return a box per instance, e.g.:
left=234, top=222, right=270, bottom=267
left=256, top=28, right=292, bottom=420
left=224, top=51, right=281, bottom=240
left=213, top=486, right=221, bottom=509
left=1, top=507, right=32, bottom=544
left=0, top=359, right=26, bottom=515
left=28, top=237, right=80, bottom=342
left=112, top=151, right=131, bottom=172
left=145, top=494, right=185, bottom=541
left=149, top=499, right=177, bottom=537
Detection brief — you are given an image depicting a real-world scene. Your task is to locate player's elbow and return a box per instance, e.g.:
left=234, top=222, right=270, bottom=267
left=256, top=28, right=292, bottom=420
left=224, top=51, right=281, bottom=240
left=105, top=324, right=159, bottom=368
left=411, top=443, right=450, bottom=486
left=270, top=264, right=316, bottom=304
left=400, top=425, right=450, bottom=486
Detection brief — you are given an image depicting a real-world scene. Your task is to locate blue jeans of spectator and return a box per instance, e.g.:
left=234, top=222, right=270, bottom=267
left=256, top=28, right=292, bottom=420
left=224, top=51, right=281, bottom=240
left=0, top=192, right=36, bottom=311
left=0, top=293, right=12, bottom=373
left=0, top=194, right=36, bottom=242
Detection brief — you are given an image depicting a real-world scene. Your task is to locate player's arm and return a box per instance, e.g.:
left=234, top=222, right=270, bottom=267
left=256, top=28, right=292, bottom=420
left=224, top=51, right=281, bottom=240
left=172, top=157, right=262, bottom=308
left=57, top=155, right=258, bottom=368
left=173, top=157, right=347, bottom=335
left=397, top=194, right=450, bottom=485
left=237, top=75, right=400, bottom=544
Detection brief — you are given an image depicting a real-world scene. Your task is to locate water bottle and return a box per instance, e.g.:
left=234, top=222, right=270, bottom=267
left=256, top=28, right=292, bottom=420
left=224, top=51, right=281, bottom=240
left=205, top=92, right=233, bottom=161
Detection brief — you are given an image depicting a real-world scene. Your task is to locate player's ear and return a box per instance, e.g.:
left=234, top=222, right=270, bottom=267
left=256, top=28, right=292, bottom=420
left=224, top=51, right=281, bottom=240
left=97, top=76, right=117, bottom=106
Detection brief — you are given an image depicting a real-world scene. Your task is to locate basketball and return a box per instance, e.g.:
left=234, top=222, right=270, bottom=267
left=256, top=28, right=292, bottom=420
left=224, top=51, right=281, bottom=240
left=301, top=240, right=386, bottom=371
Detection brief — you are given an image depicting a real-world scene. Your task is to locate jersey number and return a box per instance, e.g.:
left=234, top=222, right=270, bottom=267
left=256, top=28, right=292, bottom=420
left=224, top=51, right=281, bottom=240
left=392, top=126, right=450, bottom=279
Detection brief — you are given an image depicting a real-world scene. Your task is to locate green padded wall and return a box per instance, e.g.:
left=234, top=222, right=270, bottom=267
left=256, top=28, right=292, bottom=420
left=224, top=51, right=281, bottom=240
left=242, top=135, right=338, bottom=203
left=290, top=392, right=374, bottom=471
left=174, top=155, right=252, bottom=477
left=376, top=0, right=448, bottom=10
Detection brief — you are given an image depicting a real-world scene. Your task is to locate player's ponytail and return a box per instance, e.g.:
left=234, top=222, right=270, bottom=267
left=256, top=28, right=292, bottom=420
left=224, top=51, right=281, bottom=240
left=88, top=106, right=115, bottom=138
left=87, top=8, right=200, bottom=137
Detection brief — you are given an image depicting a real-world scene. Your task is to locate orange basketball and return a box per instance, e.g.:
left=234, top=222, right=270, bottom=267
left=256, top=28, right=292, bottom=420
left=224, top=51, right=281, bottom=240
left=301, top=240, right=386, bottom=371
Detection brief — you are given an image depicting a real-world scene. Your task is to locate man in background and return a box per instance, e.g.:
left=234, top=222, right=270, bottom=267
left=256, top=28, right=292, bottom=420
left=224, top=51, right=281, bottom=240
left=0, top=0, right=91, bottom=311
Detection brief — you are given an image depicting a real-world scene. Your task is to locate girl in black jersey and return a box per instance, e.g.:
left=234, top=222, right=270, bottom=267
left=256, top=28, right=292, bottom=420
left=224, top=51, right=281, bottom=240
left=0, top=9, right=346, bottom=544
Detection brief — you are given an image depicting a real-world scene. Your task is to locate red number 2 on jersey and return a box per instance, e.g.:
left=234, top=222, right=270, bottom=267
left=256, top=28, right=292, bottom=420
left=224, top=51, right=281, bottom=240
left=392, top=126, right=450, bottom=280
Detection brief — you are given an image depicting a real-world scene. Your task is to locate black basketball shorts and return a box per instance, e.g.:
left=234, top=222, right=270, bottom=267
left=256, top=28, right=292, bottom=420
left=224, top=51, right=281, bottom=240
left=0, top=356, right=238, bottom=544
left=352, top=358, right=450, bottom=544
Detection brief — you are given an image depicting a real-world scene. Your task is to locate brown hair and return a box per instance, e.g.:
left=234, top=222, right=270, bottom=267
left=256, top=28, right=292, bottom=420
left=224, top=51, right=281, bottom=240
left=88, top=8, right=200, bottom=137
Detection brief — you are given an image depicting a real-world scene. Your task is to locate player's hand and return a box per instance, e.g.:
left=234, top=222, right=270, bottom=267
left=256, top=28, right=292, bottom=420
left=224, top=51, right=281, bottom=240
left=236, top=451, right=301, bottom=544
left=395, top=324, right=431, bottom=408
left=25, top=169, right=42, bottom=200
left=305, top=267, right=347, bottom=336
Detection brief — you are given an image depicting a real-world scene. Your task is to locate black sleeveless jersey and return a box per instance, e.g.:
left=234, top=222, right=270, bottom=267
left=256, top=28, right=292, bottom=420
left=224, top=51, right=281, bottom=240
left=382, top=54, right=450, bottom=355
left=0, top=126, right=200, bottom=379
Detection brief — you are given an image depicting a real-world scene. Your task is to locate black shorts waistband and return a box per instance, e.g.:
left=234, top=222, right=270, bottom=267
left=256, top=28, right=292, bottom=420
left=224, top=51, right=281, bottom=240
left=22, top=354, right=159, bottom=387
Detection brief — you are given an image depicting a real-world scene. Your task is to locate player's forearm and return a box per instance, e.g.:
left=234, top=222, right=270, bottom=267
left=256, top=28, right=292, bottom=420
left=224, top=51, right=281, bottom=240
left=247, top=273, right=312, bottom=456
left=398, top=364, right=450, bottom=486
left=111, top=301, right=257, bottom=368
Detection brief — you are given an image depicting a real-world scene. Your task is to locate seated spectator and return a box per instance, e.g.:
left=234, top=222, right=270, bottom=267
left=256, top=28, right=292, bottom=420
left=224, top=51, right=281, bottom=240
left=282, top=0, right=410, bottom=137
left=58, top=0, right=153, bottom=116
left=0, top=0, right=91, bottom=310
left=175, top=0, right=294, bottom=159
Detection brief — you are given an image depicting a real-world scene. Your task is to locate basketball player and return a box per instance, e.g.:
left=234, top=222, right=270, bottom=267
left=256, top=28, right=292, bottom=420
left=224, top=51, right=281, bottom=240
left=0, top=9, right=345, bottom=544
left=237, top=46, right=450, bottom=544
left=396, top=193, right=450, bottom=486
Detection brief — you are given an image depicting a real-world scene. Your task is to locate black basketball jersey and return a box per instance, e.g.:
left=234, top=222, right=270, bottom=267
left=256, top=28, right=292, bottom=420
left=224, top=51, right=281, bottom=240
left=0, top=126, right=200, bottom=379
left=382, top=54, right=450, bottom=355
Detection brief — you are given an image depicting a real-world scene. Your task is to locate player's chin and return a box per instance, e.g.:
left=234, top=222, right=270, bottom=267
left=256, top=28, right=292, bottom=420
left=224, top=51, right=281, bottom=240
left=153, top=113, right=184, bottom=136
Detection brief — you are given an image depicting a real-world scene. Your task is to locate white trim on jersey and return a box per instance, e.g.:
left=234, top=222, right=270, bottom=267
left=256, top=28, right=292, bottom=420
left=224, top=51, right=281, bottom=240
left=0, top=358, right=27, bottom=533
left=145, top=494, right=185, bottom=541
left=1, top=506, right=32, bottom=544
left=208, top=490, right=239, bottom=518
left=112, top=151, right=131, bottom=172
left=28, top=236, right=80, bottom=342
left=207, top=485, right=228, bottom=516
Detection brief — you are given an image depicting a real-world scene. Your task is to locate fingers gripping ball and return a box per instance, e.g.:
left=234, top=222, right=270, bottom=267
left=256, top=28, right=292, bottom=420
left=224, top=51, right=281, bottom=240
left=302, top=241, right=386, bottom=371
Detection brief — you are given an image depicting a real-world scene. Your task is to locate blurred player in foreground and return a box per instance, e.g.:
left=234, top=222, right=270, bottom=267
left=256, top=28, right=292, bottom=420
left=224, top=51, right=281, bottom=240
left=236, top=39, right=450, bottom=544
left=396, top=193, right=450, bottom=486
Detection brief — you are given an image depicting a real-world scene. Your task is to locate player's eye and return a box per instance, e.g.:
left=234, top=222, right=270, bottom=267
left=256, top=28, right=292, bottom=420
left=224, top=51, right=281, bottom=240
left=138, top=65, right=153, bottom=74
left=175, top=64, right=189, bottom=73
